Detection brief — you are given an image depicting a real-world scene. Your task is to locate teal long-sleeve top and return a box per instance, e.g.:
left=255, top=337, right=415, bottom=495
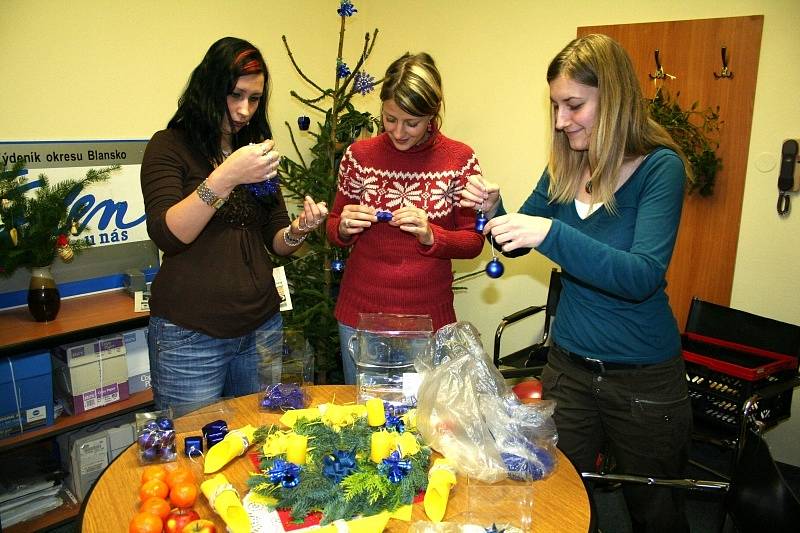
left=497, top=147, right=686, bottom=364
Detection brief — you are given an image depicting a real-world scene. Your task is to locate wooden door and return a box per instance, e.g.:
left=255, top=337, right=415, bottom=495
left=578, top=16, right=763, bottom=330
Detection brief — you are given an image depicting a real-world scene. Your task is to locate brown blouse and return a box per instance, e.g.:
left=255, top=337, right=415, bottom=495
left=140, top=129, right=290, bottom=338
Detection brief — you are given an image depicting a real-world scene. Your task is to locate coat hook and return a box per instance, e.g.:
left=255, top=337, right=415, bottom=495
left=714, top=46, right=734, bottom=79
left=649, top=49, right=665, bottom=79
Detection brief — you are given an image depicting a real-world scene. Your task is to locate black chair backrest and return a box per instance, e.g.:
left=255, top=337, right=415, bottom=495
left=727, top=427, right=800, bottom=532
left=542, top=269, right=562, bottom=335
left=685, top=298, right=800, bottom=358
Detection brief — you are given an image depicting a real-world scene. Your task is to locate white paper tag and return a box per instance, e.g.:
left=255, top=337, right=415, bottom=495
left=273, top=266, right=293, bottom=312
left=134, top=291, right=150, bottom=312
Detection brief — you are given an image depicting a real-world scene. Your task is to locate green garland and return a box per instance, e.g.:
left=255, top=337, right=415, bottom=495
left=0, top=161, right=119, bottom=277
left=248, top=417, right=431, bottom=524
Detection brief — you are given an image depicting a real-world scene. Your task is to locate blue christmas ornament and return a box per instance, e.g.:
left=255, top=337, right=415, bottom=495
left=336, top=1, right=357, bottom=17
left=245, top=177, right=280, bottom=198
left=486, top=257, right=504, bottom=278
left=336, top=60, right=351, bottom=79
left=353, top=71, right=376, bottom=95
left=475, top=211, right=488, bottom=232
left=297, top=116, right=310, bottom=131
left=385, top=414, right=405, bottom=433
left=331, top=259, right=345, bottom=273
left=322, top=450, right=358, bottom=484
left=268, top=458, right=302, bottom=488
left=375, top=210, right=393, bottom=222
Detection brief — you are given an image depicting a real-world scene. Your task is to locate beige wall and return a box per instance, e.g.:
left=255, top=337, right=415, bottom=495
left=2, top=1, right=798, bottom=460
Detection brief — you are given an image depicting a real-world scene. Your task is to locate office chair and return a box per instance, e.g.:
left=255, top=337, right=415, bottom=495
left=493, top=268, right=561, bottom=379
left=581, top=376, right=800, bottom=532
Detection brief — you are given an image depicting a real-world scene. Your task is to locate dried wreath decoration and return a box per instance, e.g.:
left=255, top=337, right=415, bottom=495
left=247, top=402, right=430, bottom=525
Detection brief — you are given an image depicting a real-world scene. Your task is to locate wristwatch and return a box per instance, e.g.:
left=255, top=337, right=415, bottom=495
left=196, top=179, right=227, bottom=209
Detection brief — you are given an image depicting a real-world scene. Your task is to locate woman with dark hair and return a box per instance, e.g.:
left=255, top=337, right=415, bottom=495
left=461, top=34, right=692, bottom=532
left=326, top=52, right=485, bottom=384
left=141, top=37, right=327, bottom=412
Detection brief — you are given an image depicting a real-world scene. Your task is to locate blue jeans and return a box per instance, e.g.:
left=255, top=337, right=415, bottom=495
left=147, top=313, right=283, bottom=415
left=338, top=323, right=358, bottom=385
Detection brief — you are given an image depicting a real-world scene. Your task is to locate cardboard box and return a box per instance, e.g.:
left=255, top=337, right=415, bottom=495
left=57, top=418, right=136, bottom=500
left=52, top=335, right=129, bottom=415
left=123, top=328, right=151, bottom=394
left=58, top=429, right=109, bottom=501
left=0, top=352, right=54, bottom=438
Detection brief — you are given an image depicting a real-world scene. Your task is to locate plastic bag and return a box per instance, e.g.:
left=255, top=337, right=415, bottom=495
left=415, top=322, right=558, bottom=482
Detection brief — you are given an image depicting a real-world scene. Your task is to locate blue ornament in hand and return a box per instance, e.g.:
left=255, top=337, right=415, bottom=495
left=475, top=211, right=488, bottom=232
left=486, top=257, right=504, bottom=278
left=331, top=259, right=345, bottom=273
left=376, top=210, right=393, bottom=222
left=297, top=116, right=311, bottom=131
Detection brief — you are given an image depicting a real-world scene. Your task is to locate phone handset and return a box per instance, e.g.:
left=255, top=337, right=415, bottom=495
left=777, top=139, right=799, bottom=215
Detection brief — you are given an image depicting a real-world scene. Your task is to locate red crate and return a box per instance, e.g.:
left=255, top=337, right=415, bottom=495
left=682, top=333, right=799, bottom=432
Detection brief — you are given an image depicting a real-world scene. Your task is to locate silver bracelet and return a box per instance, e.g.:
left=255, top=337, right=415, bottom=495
left=283, top=227, right=307, bottom=247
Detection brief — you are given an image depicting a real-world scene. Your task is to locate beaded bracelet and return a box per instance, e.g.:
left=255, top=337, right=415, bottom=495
left=283, top=227, right=307, bottom=247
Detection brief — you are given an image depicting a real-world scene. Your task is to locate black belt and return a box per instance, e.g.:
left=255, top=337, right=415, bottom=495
left=559, top=347, right=650, bottom=373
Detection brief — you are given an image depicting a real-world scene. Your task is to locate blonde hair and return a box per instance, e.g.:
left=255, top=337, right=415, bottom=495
left=546, top=34, right=690, bottom=210
left=380, top=52, right=444, bottom=129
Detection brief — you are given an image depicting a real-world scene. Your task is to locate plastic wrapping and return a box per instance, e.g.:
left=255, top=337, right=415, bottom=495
left=415, top=322, right=558, bottom=482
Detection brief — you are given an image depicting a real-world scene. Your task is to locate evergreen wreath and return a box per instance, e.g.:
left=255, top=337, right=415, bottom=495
left=248, top=411, right=430, bottom=524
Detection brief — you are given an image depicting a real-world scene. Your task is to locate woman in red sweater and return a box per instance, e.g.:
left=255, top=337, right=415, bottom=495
left=325, top=52, right=485, bottom=383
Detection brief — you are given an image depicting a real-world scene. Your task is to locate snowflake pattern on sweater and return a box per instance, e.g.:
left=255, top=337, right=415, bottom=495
left=336, top=145, right=480, bottom=219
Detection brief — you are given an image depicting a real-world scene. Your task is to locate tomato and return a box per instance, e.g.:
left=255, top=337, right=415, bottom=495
left=182, top=519, right=217, bottom=533
left=139, top=478, right=169, bottom=501
left=129, top=511, right=163, bottom=533
left=141, top=465, right=168, bottom=484
left=169, top=481, right=198, bottom=508
left=165, top=465, right=196, bottom=489
left=140, top=495, right=171, bottom=520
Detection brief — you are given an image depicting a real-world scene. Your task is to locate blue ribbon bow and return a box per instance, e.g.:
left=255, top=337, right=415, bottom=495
left=379, top=450, right=412, bottom=483
left=269, top=458, right=302, bottom=488
left=322, top=450, right=358, bottom=484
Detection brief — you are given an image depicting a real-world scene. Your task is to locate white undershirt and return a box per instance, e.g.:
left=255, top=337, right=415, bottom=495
left=574, top=199, right=603, bottom=219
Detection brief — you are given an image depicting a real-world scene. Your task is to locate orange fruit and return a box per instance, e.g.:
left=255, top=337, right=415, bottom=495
left=129, top=511, right=163, bottom=533
left=169, top=481, right=198, bottom=509
left=139, top=495, right=171, bottom=520
left=139, top=478, right=169, bottom=501
left=165, top=465, right=196, bottom=489
left=141, top=465, right=168, bottom=484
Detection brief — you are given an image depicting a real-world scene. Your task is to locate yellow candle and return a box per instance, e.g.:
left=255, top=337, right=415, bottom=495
left=365, top=398, right=386, bottom=426
left=370, top=431, right=393, bottom=463
left=285, top=433, right=308, bottom=465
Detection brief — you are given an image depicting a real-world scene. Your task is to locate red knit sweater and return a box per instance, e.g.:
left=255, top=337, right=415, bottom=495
left=326, top=129, right=485, bottom=330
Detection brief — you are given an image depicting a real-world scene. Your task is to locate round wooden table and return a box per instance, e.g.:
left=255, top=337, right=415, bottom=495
left=81, top=385, right=591, bottom=532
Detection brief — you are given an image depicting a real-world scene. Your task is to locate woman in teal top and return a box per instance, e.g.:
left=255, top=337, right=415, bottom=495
left=462, top=34, right=693, bottom=532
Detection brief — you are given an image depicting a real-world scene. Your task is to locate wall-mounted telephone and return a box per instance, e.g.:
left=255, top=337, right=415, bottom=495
left=777, top=139, right=800, bottom=215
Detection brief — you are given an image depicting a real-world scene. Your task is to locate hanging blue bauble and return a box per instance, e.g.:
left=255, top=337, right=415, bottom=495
left=297, top=116, right=311, bottom=131
left=331, top=259, right=345, bottom=273
left=486, top=257, right=504, bottom=278
left=475, top=211, right=488, bottom=232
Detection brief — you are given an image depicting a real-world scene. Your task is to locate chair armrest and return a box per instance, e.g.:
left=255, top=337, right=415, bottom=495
left=494, top=305, right=547, bottom=366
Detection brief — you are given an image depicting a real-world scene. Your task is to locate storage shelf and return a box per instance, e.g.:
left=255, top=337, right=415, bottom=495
left=0, top=389, right=153, bottom=453
left=0, top=290, right=152, bottom=531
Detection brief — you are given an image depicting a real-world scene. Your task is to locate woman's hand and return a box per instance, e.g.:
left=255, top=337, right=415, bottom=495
left=485, top=213, right=552, bottom=251
left=338, top=204, right=377, bottom=238
left=291, top=196, right=329, bottom=235
left=211, top=140, right=281, bottom=196
left=460, top=175, right=501, bottom=216
left=390, top=205, right=433, bottom=245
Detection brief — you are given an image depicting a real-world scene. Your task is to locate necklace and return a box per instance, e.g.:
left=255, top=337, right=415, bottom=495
left=222, top=149, right=231, bottom=159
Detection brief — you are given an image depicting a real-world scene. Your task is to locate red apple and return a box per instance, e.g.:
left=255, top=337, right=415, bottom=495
left=182, top=519, right=217, bottom=533
left=164, top=508, right=200, bottom=533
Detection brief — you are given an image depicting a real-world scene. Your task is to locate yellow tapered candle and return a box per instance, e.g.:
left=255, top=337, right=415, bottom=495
left=365, top=398, right=386, bottom=426
left=370, top=431, right=394, bottom=463
left=285, top=433, right=308, bottom=465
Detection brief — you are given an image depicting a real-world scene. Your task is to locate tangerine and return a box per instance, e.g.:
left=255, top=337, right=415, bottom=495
left=165, top=465, right=196, bottom=489
left=139, top=495, right=171, bottom=520
left=169, top=481, right=198, bottom=508
left=141, top=465, right=168, bottom=484
left=139, top=478, right=169, bottom=501
left=129, top=511, right=163, bottom=533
